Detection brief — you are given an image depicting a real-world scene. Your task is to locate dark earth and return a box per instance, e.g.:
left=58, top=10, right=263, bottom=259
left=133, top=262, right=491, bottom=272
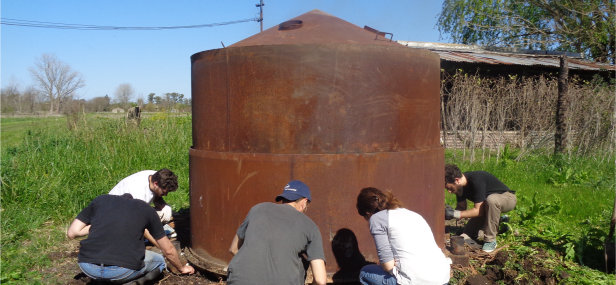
left=39, top=214, right=573, bottom=284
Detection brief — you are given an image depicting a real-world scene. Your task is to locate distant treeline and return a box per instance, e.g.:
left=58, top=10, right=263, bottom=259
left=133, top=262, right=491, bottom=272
left=0, top=91, right=191, bottom=115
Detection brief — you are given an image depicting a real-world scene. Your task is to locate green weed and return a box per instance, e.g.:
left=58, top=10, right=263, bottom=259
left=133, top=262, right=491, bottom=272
left=1, top=114, right=192, bottom=282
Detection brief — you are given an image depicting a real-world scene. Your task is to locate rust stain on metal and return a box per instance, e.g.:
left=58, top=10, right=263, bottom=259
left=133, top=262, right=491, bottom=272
left=190, top=9, right=444, bottom=275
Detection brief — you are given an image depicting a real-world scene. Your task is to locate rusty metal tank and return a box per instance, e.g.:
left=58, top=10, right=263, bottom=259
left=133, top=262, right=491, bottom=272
left=189, top=9, right=444, bottom=280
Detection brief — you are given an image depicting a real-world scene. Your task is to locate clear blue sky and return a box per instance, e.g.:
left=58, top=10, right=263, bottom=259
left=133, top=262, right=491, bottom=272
left=1, top=0, right=447, bottom=101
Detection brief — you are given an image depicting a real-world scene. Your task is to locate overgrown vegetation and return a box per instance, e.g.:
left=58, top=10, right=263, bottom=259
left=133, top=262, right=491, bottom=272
left=441, top=72, right=616, bottom=162
left=1, top=114, right=191, bottom=283
left=445, top=150, right=615, bottom=284
left=1, top=114, right=614, bottom=283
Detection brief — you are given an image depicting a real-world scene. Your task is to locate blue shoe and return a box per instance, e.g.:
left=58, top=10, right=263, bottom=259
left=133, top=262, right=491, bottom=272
left=483, top=241, right=497, bottom=253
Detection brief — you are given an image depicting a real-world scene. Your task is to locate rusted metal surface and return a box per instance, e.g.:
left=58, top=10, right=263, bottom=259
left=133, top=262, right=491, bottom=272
left=398, top=40, right=615, bottom=71
left=229, top=10, right=401, bottom=48
left=190, top=10, right=444, bottom=276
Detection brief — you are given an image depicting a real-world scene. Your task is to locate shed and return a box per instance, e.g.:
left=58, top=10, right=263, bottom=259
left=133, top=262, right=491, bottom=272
left=111, top=108, right=125, bottom=113
left=396, top=41, right=615, bottom=81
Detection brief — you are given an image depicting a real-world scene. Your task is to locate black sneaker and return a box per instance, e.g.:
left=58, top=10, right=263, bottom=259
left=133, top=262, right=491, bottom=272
left=499, top=215, right=510, bottom=233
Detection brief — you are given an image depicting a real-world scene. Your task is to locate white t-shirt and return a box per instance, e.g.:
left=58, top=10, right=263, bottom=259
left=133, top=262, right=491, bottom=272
left=370, top=208, right=450, bottom=285
left=108, top=170, right=156, bottom=204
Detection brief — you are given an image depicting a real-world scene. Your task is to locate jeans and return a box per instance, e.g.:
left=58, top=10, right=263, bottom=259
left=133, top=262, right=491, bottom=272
left=79, top=250, right=166, bottom=283
left=359, top=264, right=397, bottom=285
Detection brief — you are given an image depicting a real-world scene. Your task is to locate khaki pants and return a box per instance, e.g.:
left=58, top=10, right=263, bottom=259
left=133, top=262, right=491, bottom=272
left=463, top=192, right=516, bottom=243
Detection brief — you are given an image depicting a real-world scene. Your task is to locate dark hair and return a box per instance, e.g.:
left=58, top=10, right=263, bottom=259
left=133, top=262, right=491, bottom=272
left=444, top=164, right=462, bottom=184
left=279, top=197, right=309, bottom=204
left=152, top=168, right=178, bottom=192
left=356, top=187, right=404, bottom=218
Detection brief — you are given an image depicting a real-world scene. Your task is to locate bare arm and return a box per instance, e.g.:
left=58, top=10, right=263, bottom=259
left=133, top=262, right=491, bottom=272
left=380, top=260, right=395, bottom=273
left=459, top=201, right=484, bottom=218
left=153, top=195, right=167, bottom=210
left=455, top=200, right=467, bottom=211
left=309, top=259, right=327, bottom=285
left=67, top=219, right=90, bottom=239
left=144, top=229, right=160, bottom=248
left=157, top=236, right=195, bottom=274
left=229, top=234, right=244, bottom=256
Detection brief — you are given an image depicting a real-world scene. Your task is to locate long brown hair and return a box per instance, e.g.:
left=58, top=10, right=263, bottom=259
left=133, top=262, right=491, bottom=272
left=356, top=187, right=404, bottom=218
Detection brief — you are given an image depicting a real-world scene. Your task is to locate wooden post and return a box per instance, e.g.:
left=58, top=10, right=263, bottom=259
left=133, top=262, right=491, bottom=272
left=554, top=55, right=569, bottom=155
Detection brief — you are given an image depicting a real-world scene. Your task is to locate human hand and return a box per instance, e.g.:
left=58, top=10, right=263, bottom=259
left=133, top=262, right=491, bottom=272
left=445, top=204, right=460, bottom=220
left=158, top=205, right=173, bottom=223
left=180, top=265, right=195, bottom=274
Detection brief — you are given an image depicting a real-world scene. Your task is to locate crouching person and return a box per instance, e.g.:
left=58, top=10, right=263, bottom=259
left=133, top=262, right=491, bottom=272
left=67, top=194, right=194, bottom=284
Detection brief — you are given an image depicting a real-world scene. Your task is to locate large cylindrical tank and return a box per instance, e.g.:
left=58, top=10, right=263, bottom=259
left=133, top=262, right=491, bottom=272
left=189, top=9, right=444, bottom=279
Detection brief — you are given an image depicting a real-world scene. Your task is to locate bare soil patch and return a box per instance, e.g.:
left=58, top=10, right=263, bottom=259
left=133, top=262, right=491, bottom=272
left=39, top=215, right=574, bottom=284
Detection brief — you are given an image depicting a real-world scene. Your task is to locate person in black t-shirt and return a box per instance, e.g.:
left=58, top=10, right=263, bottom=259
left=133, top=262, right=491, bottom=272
left=67, top=194, right=194, bottom=284
left=444, top=164, right=517, bottom=253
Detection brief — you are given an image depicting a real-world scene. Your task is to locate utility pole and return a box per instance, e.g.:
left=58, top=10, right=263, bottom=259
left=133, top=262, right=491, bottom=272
left=256, top=0, right=264, bottom=32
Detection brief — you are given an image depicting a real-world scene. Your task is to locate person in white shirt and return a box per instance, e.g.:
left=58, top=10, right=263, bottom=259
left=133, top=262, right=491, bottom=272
left=109, top=168, right=178, bottom=248
left=356, top=187, right=451, bottom=285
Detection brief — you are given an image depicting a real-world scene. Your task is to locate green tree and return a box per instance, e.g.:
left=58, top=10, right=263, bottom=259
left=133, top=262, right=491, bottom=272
left=147, top=93, right=155, bottom=104
left=437, top=0, right=615, bottom=63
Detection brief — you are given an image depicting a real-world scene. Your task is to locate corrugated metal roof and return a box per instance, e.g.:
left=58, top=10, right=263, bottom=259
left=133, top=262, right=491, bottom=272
left=396, top=40, right=615, bottom=71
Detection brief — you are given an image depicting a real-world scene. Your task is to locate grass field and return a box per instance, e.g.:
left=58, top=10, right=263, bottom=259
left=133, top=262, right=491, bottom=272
left=1, top=114, right=614, bottom=284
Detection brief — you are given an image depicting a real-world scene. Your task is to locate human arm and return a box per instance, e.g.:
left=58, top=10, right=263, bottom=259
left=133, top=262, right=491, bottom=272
left=157, top=236, right=195, bottom=274
left=67, top=219, right=91, bottom=239
left=229, top=234, right=244, bottom=256
left=370, top=212, right=397, bottom=272
left=153, top=196, right=172, bottom=223
left=458, top=201, right=484, bottom=218
left=144, top=229, right=160, bottom=248
left=381, top=260, right=395, bottom=273
left=309, top=259, right=327, bottom=285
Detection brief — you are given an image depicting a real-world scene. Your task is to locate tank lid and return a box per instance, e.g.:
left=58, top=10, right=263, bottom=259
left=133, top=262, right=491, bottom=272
left=229, top=9, right=401, bottom=47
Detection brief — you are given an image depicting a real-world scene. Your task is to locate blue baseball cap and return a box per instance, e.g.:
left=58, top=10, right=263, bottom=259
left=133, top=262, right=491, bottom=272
left=275, top=180, right=311, bottom=202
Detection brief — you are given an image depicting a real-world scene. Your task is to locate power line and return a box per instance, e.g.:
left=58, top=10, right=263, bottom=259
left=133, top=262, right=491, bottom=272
left=0, top=17, right=259, bottom=30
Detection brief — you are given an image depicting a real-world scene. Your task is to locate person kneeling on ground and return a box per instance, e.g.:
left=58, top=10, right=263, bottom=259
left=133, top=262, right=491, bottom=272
left=67, top=193, right=194, bottom=284
left=356, top=187, right=451, bottom=285
left=444, top=164, right=517, bottom=253
left=227, top=180, right=327, bottom=285
left=109, top=168, right=178, bottom=247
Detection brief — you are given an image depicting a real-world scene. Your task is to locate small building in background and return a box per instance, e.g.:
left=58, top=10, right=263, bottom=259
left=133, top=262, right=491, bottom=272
left=111, top=107, right=125, bottom=113
left=396, top=40, right=615, bottom=81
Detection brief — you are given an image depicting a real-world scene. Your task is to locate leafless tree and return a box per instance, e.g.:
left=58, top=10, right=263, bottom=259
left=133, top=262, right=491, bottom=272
left=29, top=53, right=85, bottom=114
left=441, top=71, right=614, bottom=161
left=0, top=82, right=20, bottom=114
left=114, top=83, right=135, bottom=108
left=22, top=85, right=41, bottom=114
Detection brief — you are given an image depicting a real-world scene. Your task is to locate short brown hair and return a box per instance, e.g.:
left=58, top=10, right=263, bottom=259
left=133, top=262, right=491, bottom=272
left=356, top=187, right=404, bottom=218
left=445, top=164, right=462, bottom=184
left=152, top=168, right=178, bottom=192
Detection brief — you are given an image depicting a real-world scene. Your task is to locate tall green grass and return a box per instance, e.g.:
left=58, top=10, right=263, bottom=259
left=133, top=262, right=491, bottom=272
left=1, top=115, right=614, bottom=283
left=445, top=149, right=615, bottom=281
left=1, top=114, right=192, bottom=282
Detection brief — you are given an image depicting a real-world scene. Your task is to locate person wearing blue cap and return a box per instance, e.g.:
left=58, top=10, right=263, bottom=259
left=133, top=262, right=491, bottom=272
left=227, top=180, right=327, bottom=285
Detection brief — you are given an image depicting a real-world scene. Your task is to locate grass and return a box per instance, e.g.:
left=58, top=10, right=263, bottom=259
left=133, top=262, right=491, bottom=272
left=1, top=116, right=66, bottom=149
left=1, top=113, right=191, bottom=283
left=1, top=115, right=614, bottom=283
left=444, top=149, right=615, bottom=284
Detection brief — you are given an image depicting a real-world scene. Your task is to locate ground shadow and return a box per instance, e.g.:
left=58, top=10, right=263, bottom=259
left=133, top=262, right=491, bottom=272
left=331, top=228, right=375, bottom=284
